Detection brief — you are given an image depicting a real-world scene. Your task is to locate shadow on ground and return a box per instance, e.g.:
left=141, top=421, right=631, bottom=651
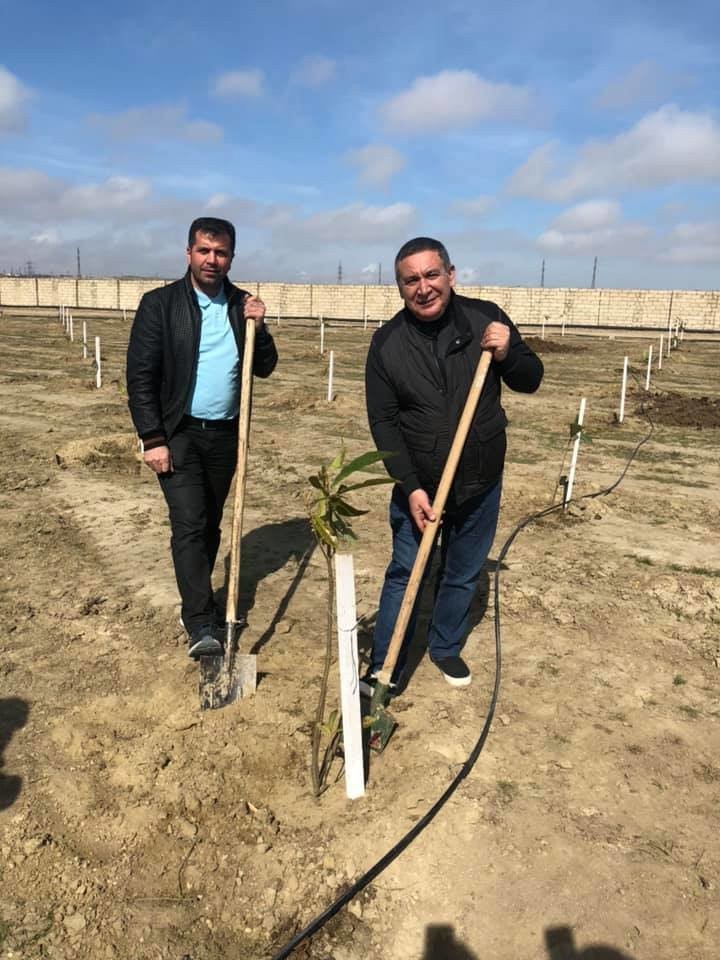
left=545, top=925, right=636, bottom=959
left=219, top=516, right=316, bottom=655
left=0, top=697, right=29, bottom=810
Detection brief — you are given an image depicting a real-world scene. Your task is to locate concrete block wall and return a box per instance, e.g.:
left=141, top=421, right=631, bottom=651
left=0, top=276, right=718, bottom=331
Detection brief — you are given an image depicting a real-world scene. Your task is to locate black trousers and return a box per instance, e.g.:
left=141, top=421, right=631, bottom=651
left=158, top=419, right=238, bottom=634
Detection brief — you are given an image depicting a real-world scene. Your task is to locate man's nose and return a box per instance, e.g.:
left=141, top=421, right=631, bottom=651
left=206, top=251, right=218, bottom=263
left=417, top=277, right=430, bottom=295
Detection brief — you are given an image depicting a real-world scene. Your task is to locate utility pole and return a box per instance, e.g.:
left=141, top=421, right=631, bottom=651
left=591, top=256, right=598, bottom=289
left=540, top=259, right=545, bottom=288
left=337, top=260, right=342, bottom=284
left=77, top=247, right=81, bottom=278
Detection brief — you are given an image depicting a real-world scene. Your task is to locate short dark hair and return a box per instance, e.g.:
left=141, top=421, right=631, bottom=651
left=394, top=237, right=451, bottom=277
left=188, top=217, right=236, bottom=254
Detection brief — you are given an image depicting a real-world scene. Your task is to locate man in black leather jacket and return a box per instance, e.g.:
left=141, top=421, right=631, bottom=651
left=364, top=237, right=542, bottom=690
left=126, top=217, right=278, bottom=658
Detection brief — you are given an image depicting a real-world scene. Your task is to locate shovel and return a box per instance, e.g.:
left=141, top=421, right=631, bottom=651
left=199, top=313, right=258, bottom=709
left=368, top=349, right=493, bottom=750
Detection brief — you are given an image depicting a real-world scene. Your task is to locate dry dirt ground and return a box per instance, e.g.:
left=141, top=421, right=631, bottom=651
left=0, top=312, right=719, bottom=960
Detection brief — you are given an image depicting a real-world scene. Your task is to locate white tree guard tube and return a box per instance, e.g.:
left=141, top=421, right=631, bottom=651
left=658, top=335, right=663, bottom=370
left=564, top=396, right=586, bottom=510
left=95, top=337, right=101, bottom=388
left=618, top=356, right=628, bottom=423
left=645, top=344, right=653, bottom=391
left=333, top=553, right=365, bottom=799
left=327, top=350, right=334, bottom=402
left=320, top=316, right=325, bottom=354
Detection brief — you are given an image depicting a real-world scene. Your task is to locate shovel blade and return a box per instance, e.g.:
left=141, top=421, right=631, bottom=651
left=198, top=654, right=226, bottom=710
left=367, top=681, right=397, bottom=752
left=235, top=654, right=257, bottom=698
left=367, top=705, right=396, bottom=752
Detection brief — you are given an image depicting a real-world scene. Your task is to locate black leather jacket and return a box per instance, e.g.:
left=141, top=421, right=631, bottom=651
left=126, top=271, right=278, bottom=443
left=365, top=292, right=543, bottom=507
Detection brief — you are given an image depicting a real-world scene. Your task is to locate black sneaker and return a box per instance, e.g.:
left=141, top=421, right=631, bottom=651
left=359, top=671, right=399, bottom=699
left=188, top=625, right=223, bottom=660
left=432, top=655, right=472, bottom=687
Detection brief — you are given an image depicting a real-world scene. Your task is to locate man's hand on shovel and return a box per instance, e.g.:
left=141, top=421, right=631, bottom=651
left=408, top=489, right=436, bottom=533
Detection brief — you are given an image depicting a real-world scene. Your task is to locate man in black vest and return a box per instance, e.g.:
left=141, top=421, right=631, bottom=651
left=364, top=237, right=542, bottom=690
left=126, top=217, right=278, bottom=659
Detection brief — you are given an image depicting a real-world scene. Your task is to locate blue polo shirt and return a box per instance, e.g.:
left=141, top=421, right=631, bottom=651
left=187, top=287, right=240, bottom=419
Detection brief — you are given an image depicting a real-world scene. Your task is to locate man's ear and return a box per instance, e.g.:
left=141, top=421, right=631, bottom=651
left=448, top=264, right=457, bottom=288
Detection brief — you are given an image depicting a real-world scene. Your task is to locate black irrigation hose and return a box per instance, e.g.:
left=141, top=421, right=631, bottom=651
left=270, top=369, right=655, bottom=960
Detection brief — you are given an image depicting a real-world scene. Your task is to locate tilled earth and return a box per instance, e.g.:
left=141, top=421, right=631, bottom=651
left=0, top=312, right=719, bottom=960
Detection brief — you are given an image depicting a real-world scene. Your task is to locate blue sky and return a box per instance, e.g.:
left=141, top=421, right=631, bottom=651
left=1, top=0, right=719, bottom=288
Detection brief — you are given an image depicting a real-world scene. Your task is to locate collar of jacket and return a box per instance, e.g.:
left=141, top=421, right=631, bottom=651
left=403, top=291, right=473, bottom=355
left=182, top=269, right=243, bottom=307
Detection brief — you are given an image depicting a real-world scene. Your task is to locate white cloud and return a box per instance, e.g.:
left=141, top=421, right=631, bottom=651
left=89, top=104, right=222, bottom=143
left=0, top=167, right=60, bottom=209
left=31, top=228, right=61, bottom=245
left=345, top=144, right=406, bottom=189
left=508, top=106, right=720, bottom=201
left=213, top=69, right=264, bottom=98
left=551, top=200, right=623, bottom=232
left=538, top=200, right=652, bottom=256
left=62, top=176, right=153, bottom=214
left=660, top=222, right=720, bottom=264
left=379, top=70, right=536, bottom=134
left=450, top=195, right=495, bottom=218
left=291, top=56, right=336, bottom=88
left=594, top=61, right=688, bottom=111
left=0, top=65, right=32, bottom=134
left=275, top=202, right=416, bottom=246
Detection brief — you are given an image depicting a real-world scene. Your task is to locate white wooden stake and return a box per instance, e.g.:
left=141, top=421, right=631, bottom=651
left=95, top=337, right=102, bottom=388
left=645, top=344, right=652, bottom=391
left=618, top=356, right=628, bottom=423
left=542, top=315, right=547, bottom=340
left=363, top=312, right=368, bottom=331
left=123, top=308, right=127, bottom=322
left=561, top=318, right=566, bottom=337
left=666, top=329, right=671, bottom=358
left=377, top=320, right=382, bottom=329
left=327, top=350, right=334, bottom=402
left=658, top=335, right=663, bottom=370
left=334, top=553, right=365, bottom=800
left=668, top=313, right=673, bottom=352
left=564, top=396, right=586, bottom=510
left=320, top=315, right=325, bottom=354
left=277, top=306, right=281, bottom=326
left=69, top=313, right=74, bottom=342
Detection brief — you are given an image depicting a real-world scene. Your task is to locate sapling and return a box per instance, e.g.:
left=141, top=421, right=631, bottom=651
left=306, top=443, right=392, bottom=796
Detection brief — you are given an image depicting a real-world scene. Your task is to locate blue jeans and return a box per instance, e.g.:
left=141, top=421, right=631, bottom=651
left=371, top=479, right=502, bottom=680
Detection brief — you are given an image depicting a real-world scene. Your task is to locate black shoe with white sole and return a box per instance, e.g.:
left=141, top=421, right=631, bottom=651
left=432, top=655, right=472, bottom=687
left=188, top=625, right=223, bottom=660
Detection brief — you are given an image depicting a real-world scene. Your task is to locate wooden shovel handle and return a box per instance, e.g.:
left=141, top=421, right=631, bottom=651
left=377, top=350, right=493, bottom=685
left=225, top=314, right=256, bottom=626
